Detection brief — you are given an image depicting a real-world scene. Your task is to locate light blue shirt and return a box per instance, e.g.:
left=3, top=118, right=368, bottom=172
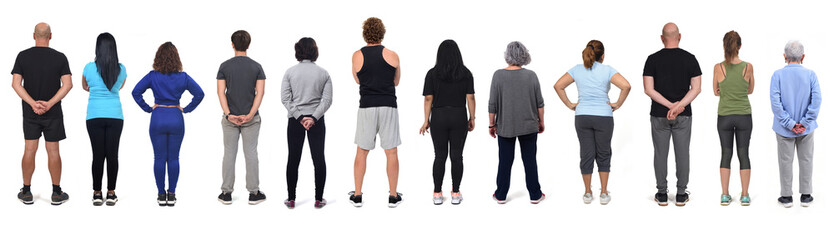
left=83, top=62, right=127, bottom=120
left=568, top=62, right=617, bottom=117
left=770, top=64, right=821, bottom=137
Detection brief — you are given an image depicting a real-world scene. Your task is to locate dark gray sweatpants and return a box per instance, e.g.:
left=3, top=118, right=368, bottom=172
left=575, top=115, right=614, bottom=174
left=650, top=116, right=691, bottom=194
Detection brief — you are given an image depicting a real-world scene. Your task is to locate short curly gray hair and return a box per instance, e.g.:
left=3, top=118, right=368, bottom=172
left=784, top=40, right=804, bottom=63
left=504, top=41, right=531, bottom=66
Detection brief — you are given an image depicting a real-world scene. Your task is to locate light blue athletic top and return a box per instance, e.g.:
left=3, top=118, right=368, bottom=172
left=83, top=62, right=127, bottom=120
left=568, top=61, right=617, bottom=117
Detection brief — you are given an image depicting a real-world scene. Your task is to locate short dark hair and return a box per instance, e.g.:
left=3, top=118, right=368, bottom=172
left=362, top=17, right=385, bottom=44
left=153, top=42, right=182, bottom=74
left=231, top=30, right=251, bottom=51
left=295, top=37, right=318, bottom=61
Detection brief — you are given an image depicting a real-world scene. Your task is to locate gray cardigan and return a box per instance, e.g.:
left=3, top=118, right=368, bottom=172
left=488, top=68, right=544, bottom=138
left=280, top=60, right=333, bottom=120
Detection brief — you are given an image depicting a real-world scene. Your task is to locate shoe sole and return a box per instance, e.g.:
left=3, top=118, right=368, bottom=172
left=158, top=202, right=166, bottom=206
left=388, top=202, right=402, bottom=208
left=600, top=200, right=610, bottom=205
left=51, top=200, right=68, bottom=206
left=720, top=202, right=730, bottom=206
left=351, top=202, right=363, bottom=207
left=248, top=199, right=265, bottom=205
left=315, top=204, right=325, bottom=209
left=740, top=202, right=750, bottom=206
left=106, top=199, right=118, bottom=206
left=654, top=197, right=668, bottom=206
left=675, top=199, right=689, bottom=206
left=20, top=199, right=34, bottom=205
left=167, top=201, right=176, bottom=207
left=531, top=195, right=545, bottom=204
left=451, top=199, right=462, bottom=205
left=218, top=198, right=232, bottom=205
left=583, top=199, right=592, bottom=204
left=801, top=202, right=811, bottom=207
left=93, top=200, right=104, bottom=206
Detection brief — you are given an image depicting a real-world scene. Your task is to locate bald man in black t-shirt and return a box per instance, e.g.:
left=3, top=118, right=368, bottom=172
left=11, top=22, right=73, bottom=205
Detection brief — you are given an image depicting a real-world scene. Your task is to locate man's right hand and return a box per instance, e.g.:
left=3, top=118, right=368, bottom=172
left=301, top=117, right=315, bottom=130
left=792, top=123, right=806, bottom=134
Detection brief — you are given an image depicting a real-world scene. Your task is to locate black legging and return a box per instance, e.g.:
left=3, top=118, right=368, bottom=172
left=286, top=116, right=326, bottom=201
left=430, top=107, right=468, bottom=193
left=717, top=114, right=752, bottom=169
left=86, top=118, right=124, bottom=191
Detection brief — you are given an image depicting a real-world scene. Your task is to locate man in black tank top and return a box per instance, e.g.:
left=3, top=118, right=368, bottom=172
left=348, top=17, right=404, bottom=208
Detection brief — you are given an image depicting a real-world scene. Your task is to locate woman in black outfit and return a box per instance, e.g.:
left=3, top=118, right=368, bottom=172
left=419, top=39, right=475, bottom=205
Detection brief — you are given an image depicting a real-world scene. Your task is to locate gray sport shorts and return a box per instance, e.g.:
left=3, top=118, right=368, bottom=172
left=355, top=107, right=401, bottom=150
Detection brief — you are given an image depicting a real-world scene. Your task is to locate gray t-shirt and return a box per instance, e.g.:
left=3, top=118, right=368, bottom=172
left=488, top=68, right=544, bottom=138
left=217, top=56, right=266, bottom=115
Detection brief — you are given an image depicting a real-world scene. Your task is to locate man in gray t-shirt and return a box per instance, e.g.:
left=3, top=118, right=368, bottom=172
left=216, top=30, right=267, bottom=205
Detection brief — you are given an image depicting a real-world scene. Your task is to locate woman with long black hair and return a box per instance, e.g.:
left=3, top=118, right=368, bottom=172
left=419, top=39, right=475, bottom=205
left=82, top=32, right=127, bottom=206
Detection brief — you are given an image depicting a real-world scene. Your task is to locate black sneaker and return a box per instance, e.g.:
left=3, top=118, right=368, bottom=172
left=248, top=191, right=266, bottom=205
left=166, top=192, right=176, bottom=206
left=800, top=194, right=813, bottom=207
left=388, top=192, right=403, bottom=208
left=675, top=192, right=690, bottom=207
left=218, top=192, right=232, bottom=205
left=778, top=196, right=793, bottom=208
left=654, top=192, right=668, bottom=206
left=157, top=193, right=167, bottom=206
left=348, top=191, right=363, bottom=207
left=18, top=188, right=34, bottom=205
left=51, top=191, right=69, bottom=205
left=92, top=192, right=104, bottom=206
left=105, top=192, right=118, bottom=206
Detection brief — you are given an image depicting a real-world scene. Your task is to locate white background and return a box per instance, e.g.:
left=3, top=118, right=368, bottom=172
left=0, top=0, right=829, bottom=238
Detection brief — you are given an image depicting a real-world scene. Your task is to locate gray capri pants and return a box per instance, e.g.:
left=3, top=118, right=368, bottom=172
left=575, top=115, right=614, bottom=174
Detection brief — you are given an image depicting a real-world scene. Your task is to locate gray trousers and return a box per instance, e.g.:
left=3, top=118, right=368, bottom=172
left=575, top=115, right=614, bottom=174
left=650, top=116, right=691, bottom=194
left=776, top=132, right=814, bottom=196
left=221, top=115, right=261, bottom=193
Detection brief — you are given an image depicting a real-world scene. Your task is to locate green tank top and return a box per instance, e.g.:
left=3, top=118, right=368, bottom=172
left=717, top=61, right=751, bottom=115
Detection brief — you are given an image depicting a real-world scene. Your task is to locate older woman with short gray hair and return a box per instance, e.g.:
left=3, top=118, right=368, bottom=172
left=771, top=40, right=821, bottom=208
left=488, top=41, right=545, bottom=204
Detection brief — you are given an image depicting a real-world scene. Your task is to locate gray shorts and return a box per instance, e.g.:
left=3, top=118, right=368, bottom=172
left=355, top=107, right=401, bottom=150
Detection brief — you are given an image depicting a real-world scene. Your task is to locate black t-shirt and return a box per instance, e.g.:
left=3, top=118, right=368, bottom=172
left=642, top=48, right=701, bottom=117
left=217, top=56, right=266, bottom=116
left=422, top=68, right=474, bottom=108
left=11, top=47, right=71, bottom=119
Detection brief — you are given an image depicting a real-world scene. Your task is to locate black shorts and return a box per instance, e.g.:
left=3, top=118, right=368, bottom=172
left=23, top=117, right=66, bottom=142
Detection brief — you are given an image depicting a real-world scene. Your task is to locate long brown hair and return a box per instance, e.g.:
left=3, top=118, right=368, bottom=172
left=723, top=31, right=741, bottom=63
left=582, top=40, right=604, bottom=69
left=153, top=42, right=182, bottom=74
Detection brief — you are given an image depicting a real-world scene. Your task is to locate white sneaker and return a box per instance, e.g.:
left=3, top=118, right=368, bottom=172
left=450, top=192, right=463, bottom=205
left=600, top=192, right=611, bottom=205
left=432, top=192, right=444, bottom=205
left=583, top=193, right=593, bottom=204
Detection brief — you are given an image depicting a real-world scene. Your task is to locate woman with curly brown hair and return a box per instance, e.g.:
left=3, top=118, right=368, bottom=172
left=132, top=42, right=204, bottom=207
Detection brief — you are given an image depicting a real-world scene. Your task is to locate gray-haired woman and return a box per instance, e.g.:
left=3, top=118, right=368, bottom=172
left=488, top=41, right=545, bottom=204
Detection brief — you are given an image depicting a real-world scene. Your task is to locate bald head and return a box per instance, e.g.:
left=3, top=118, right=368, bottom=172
left=34, top=22, right=51, bottom=40
left=661, top=22, right=681, bottom=48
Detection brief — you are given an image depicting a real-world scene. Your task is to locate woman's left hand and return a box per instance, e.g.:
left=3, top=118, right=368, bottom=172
left=419, top=121, right=430, bottom=136
left=608, top=102, right=622, bottom=111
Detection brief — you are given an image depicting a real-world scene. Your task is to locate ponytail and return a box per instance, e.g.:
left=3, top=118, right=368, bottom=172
left=723, top=31, right=741, bottom=63
left=582, top=40, right=604, bottom=69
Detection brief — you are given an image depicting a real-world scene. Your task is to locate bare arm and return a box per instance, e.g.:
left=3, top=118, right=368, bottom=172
left=246, top=80, right=265, bottom=119
left=352, top=50, right=363, bottom=84
left=713, top=63, right=722, bottom=96
left=677, top=76, right=702, bottom=108
left=419, top=95, right=433, bottom=135
left=643, top=76, right=675, bottom=108
left=12, top=74, right=43, bottom=114
left=466, top=94, right=476, bottom=131
left=217, top=80, right=231, bottom=115
left=488, top=112, right=497, bottom=138
left=39, top=74, right=73, bottom=112
left=553, top=72, right=577, bottom=110
left=537, top=107, right=545, bottom=133
left=382, top=48, right=401, bottom=86
left=609, top=73, right=631, bottom=111
left=82, top=75, right=89, bottom=92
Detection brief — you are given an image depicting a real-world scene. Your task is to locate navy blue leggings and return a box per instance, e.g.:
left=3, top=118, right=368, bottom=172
left=149, top=107, right=184, bottom=194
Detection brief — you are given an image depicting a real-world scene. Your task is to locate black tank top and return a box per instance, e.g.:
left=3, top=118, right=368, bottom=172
left=357, top=45, right=397, bottom=108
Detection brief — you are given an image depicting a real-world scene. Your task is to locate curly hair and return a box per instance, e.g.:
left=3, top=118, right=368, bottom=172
left=153, top=42, right=182, bottom=74
left=362, top=17, right=385, bottom=44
